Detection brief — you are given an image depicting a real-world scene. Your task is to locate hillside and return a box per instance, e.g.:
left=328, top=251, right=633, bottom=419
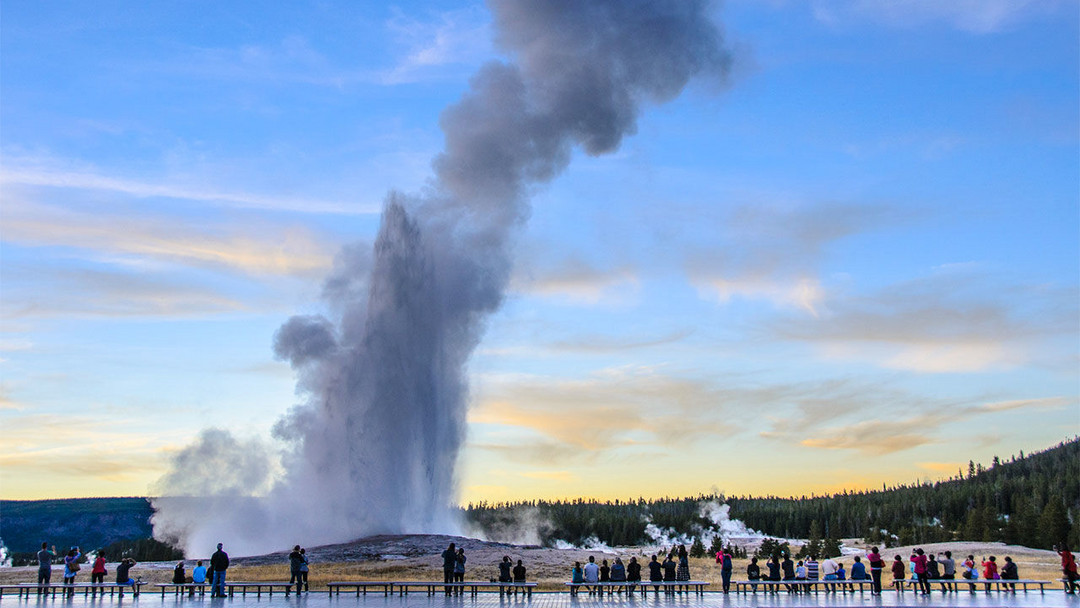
left=0, top=497, right=153, bottom=554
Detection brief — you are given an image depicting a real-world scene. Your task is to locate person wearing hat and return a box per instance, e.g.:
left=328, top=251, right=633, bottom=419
left=210, top=543, right=229, bottom=597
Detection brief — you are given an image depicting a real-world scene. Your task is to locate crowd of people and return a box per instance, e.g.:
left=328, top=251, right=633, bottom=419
left=27, top=537, right=1080, bottom=596
left=740, top=545, right=1080, bottom=595
left=33, top=542, right=140, bottom=596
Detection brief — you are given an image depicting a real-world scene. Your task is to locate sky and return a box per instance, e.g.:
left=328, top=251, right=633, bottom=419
left=1, top=0, right=1078, bottom=504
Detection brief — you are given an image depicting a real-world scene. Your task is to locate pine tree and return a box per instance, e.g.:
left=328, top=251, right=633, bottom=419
left=708, top=535, right=723, bottom=556
left=690, top=537, right=706, bottom=558
left=1038, top=499, right=1070, bottom=549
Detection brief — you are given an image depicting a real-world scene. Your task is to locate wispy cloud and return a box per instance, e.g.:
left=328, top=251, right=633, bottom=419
left=380, top=6, right=492, bottom=84
left=546, top=329, right=693, bottom=354
left=2, top=266, right=246, bottom=320
left=512, top=257, right=639, bottom=305
left=3, top=198, right=335, bottom=277
left=469, top=367, right=737, bottom=463
left=687, top=203, right=901, bottom=314
left=771, top=269, right=1077, bottom=373
left=1, top=161, right=371, bottom=215
left=811, top=0, right=1066, bottom=33
left=783, top=394, right=1073, bottom=455
left=0, top=413, right=174, bottom=481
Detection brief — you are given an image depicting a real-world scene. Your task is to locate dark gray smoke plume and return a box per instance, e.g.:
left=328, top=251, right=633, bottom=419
left=152, top=0, right=732, bottom=557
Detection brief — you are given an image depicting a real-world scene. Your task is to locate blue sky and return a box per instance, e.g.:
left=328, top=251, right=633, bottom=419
left=1, top=0, right=1077, bottom=501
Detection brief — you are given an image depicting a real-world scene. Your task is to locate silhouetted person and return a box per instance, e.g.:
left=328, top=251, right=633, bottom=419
left=299, top=548, right=309, bottom=591
left=513, top=560, right=526, bottom=583
left=747, top=557, right=760, bottom=581
left=210, top=543, right=229, bottom=597
left=116, top=558, right=137, bottom=586
left=441, top=543, right=456, bottom=595
left=627, top=556, right=641, bottom=592
left=499, top=556, right=512, bottom=583
left=648, top=555, right=662, bottom=582
left=37, top=543, right=56, bottom=594
left=1001, top=556, right=1018, bottom=591
left=289, top=545, right=304, bottom=594
left=453, top=548, right=466, bottom=595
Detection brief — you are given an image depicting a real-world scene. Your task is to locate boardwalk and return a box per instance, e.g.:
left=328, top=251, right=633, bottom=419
left=1, top=590, right=1077, bottom=608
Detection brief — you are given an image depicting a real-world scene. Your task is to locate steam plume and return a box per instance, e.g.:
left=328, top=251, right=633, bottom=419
left=152, top=0, right=732, bottom=557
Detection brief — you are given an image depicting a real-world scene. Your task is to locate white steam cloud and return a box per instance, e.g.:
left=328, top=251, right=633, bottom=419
left=644, top=500, right=764, bottom=549
left=152, top=0, right=732, bottom=557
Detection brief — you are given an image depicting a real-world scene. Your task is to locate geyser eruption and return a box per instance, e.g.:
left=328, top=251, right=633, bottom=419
left=152, top=0, right=732, bottom=557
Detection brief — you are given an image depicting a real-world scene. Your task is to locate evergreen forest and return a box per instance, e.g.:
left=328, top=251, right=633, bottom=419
left=464, top=438, right=1079, bottom=551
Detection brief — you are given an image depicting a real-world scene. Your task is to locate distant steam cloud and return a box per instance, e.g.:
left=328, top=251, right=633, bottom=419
left=152, top=0, right=732, bottom=557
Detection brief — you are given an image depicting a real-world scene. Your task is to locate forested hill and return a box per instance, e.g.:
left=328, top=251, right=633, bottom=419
left=464, top=438, right=1080, bottom=550
left=0, top=497, right=153, bottom=554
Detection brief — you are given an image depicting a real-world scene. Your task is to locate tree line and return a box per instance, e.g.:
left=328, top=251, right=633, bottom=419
left=464, top=438, right=1079, bottom=551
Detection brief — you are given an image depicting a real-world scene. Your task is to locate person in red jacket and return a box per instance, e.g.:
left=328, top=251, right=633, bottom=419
left=891, top=555, right=906, bottom=590
left=981, top=556, right=999, bottom=580
left=91, top=552, right=107, bottom=585
left=910, top=548, right=930, bottom=595
left=1057, top=546, right=1079, bottom=594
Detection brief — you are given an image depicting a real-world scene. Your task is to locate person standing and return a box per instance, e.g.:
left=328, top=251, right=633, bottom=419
left=37, top=543, right=56, bottom=595
left=866, top=547, right=884, bottom=595
left=453, top=548, right=466, bottom=594
left=910, top=548, right=930, bottom=595
left=289, top=545, right=305, bottom=595
left=299, top=548, right=309, bottom=592
left=719, top=548, right=733, bottom=592
left=91, top=552, right=107, bottom=590
left=804, top=555, right=818, bottom=585
left=210, top=543, right=229, bottom=597
left=676, top=545, right=690, bottom=582
left=441, top=543, right=456, bottom=596
left=63, top=547, right=82, bottom=597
